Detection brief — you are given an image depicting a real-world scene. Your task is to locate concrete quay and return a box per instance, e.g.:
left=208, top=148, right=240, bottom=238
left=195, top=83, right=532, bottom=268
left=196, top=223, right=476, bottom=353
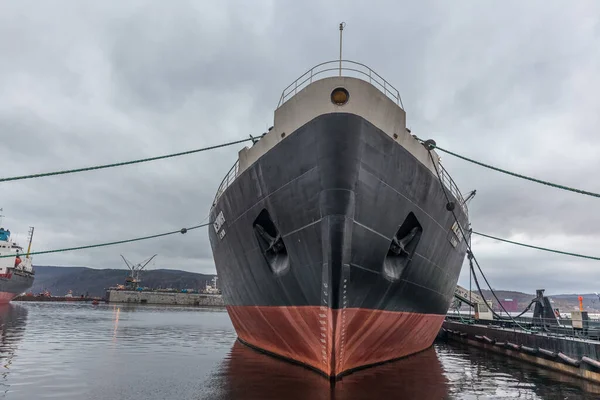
left=106, top=290, right=225, bottom=306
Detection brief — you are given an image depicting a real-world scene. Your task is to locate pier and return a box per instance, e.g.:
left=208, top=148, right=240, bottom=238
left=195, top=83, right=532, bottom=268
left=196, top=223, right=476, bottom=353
left=106, top=289, right=224, bottom=306
left=443, top=288, right=600, bottom=383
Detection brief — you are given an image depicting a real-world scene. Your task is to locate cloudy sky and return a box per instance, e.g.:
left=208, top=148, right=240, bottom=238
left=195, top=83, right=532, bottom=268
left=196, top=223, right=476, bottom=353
left=1, top=0, right=599, bottom=294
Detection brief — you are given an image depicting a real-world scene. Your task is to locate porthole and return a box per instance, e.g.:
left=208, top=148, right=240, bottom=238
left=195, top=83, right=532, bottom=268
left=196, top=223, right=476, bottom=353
left=331, top=87, right=349, bottom=106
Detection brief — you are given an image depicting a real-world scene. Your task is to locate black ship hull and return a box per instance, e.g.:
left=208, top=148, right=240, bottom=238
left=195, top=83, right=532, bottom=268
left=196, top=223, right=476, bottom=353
left=209, top=113, right=468, bottom=376
left=0, top=270, right=34, bottom=303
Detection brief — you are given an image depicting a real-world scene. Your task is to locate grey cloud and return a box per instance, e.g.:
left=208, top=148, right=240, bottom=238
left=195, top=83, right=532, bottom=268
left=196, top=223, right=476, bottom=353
left=1, top=0, right=599, bottom=292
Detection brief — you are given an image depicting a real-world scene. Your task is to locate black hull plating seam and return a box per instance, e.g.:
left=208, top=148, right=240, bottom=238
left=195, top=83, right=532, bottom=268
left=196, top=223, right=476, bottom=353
left=225, top=165, right=319, bottom=231
left=400, top=278, right=449, bottom=300
left=352, top=220, right=390, bottom=240
left=209, top=113, right=469, bottom=314
left=217, top=191, right=457, bottom=270
left=221, top=143, right=455, bottom=248
left=215, top=214, right=457, bottom=311
left=216, top=154, right=461, bottom=264
left=219, top=118, right=457, bottom=241
left=350, top=253, right=453, bottom=282
left=216, top=114, right=457, bottom=220
left=217, top=174, right=460, bottom=275
left=282, top=219, right=321, bottom=239
left=412, top=253, right=454, bottom=278
left=210, top=113, right=467, bottom=312
left=358, top=166, right=452, bottom=233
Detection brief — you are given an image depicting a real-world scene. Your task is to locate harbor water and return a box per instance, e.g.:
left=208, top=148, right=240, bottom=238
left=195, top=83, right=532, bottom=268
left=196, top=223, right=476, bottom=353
left=0, top=302, right=598, bottom=399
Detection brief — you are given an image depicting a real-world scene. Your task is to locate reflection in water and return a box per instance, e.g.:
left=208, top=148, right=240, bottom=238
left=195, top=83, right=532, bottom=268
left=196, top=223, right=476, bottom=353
left=7, top=303, right=237, bottom=399
left=0, top=305, right=28, bottom=396
left=206, top=341, right=449, bottom=400
left=205, top=340, right=600, bottom=400
left=111, top=304, right=120, bottom=342
left=0, top=304, right=597, bottom=399
left=441, top=343, right=600, bottom=399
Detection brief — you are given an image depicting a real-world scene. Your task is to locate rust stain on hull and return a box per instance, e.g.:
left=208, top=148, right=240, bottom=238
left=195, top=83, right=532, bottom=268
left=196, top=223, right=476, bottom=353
left=227, top=305, right=445, bottom=376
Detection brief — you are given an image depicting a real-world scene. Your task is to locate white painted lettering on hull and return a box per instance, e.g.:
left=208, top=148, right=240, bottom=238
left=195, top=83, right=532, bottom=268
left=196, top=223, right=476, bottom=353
left=214, top=211, right=226, bottom=240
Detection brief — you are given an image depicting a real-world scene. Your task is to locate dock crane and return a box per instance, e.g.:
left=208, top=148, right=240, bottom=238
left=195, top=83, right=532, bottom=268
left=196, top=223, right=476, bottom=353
left=120, top=254, right=157, bottom=290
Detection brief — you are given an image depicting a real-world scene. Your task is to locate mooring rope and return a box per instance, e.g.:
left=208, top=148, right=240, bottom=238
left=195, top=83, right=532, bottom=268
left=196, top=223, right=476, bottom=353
left=414, top=136, right=600, bottom=199
left=0, top=138, right=253, bottom=183
left=0, top=223, right=210, bottom=258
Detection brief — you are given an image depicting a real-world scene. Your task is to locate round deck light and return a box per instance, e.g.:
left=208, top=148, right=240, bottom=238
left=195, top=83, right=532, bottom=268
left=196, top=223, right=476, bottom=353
left=331, top=88, right=349, bottom=106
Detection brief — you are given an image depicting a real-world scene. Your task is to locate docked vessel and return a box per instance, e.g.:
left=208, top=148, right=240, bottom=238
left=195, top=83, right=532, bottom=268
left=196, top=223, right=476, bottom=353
left=0, top=225, right=35, bottom=303
left=208, top=56, right=470, bottom=377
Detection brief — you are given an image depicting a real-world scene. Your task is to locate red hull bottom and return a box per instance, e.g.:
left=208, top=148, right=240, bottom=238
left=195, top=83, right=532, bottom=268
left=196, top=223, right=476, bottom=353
left=227, top=305, right=445, bottom=377
left=0, top=291, right=19, bottom=304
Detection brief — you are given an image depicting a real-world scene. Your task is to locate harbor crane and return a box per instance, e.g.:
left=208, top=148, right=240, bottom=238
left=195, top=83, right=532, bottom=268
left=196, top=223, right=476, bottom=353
left=120, top=254, right=157, bottom=290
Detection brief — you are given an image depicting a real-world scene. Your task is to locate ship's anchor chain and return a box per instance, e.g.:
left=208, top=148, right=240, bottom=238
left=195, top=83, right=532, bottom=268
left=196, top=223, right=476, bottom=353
left=422, top=139, right=455, bottom=212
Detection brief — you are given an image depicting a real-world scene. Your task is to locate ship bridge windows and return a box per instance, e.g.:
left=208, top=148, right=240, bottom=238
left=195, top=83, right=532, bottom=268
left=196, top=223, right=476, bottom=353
left=253, top=209, right=290, bottom=277
left=383, top=212, right=422, bottom=282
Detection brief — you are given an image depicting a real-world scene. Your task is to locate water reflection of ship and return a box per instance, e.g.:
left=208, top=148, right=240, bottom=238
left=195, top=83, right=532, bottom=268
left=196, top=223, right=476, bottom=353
left=206, top=341, right=449, bottom=400
left=443, top=342, right=600, bottom=398
left=0, top=305, right=28, bottom=381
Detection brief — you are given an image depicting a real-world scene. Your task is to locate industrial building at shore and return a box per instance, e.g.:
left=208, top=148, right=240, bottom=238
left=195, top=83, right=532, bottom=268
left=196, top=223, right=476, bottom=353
left=103, top=257, right=225, bottom=306
left=16, top=255, right=225, bottom=307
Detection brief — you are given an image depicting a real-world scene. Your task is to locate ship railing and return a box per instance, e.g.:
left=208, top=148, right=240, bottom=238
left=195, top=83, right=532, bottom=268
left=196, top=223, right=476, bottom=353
left=213, top=159, right=239, bottom=206
left=277, top=60, right=404, bottom=109
left=438, top=162, right=469, bottom=215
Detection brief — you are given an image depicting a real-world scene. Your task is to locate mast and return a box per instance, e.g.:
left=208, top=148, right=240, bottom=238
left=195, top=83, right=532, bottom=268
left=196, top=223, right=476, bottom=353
left=339, top=22, right=346, bottom=76
left=26, top=226, right=34, bottom=259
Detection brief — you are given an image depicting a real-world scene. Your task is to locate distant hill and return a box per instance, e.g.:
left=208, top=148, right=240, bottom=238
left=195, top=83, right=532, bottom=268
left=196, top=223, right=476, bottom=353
left=29, top=266, right=600, bottom=310
left=479, top=289, right=535, bottom=304
left=471, top=289, right=600, bottom=312
left=30, top=266, right=216, bottom=298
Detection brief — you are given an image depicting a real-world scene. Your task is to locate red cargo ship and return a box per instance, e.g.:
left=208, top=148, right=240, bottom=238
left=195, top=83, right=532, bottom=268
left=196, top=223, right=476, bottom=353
left=0, top=224, right=35, bottom=303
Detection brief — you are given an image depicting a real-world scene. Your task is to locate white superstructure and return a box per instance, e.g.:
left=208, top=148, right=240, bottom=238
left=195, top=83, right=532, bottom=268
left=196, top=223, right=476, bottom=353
left=213, top=60, right=468, bottom=216
left=0, top=227, right=34, bottom=275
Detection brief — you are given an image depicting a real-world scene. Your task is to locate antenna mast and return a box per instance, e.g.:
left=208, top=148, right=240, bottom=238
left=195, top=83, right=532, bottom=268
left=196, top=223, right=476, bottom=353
left=339, top=22, right=346, bottom=76
left=0, top=208, right=4, bottom=227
